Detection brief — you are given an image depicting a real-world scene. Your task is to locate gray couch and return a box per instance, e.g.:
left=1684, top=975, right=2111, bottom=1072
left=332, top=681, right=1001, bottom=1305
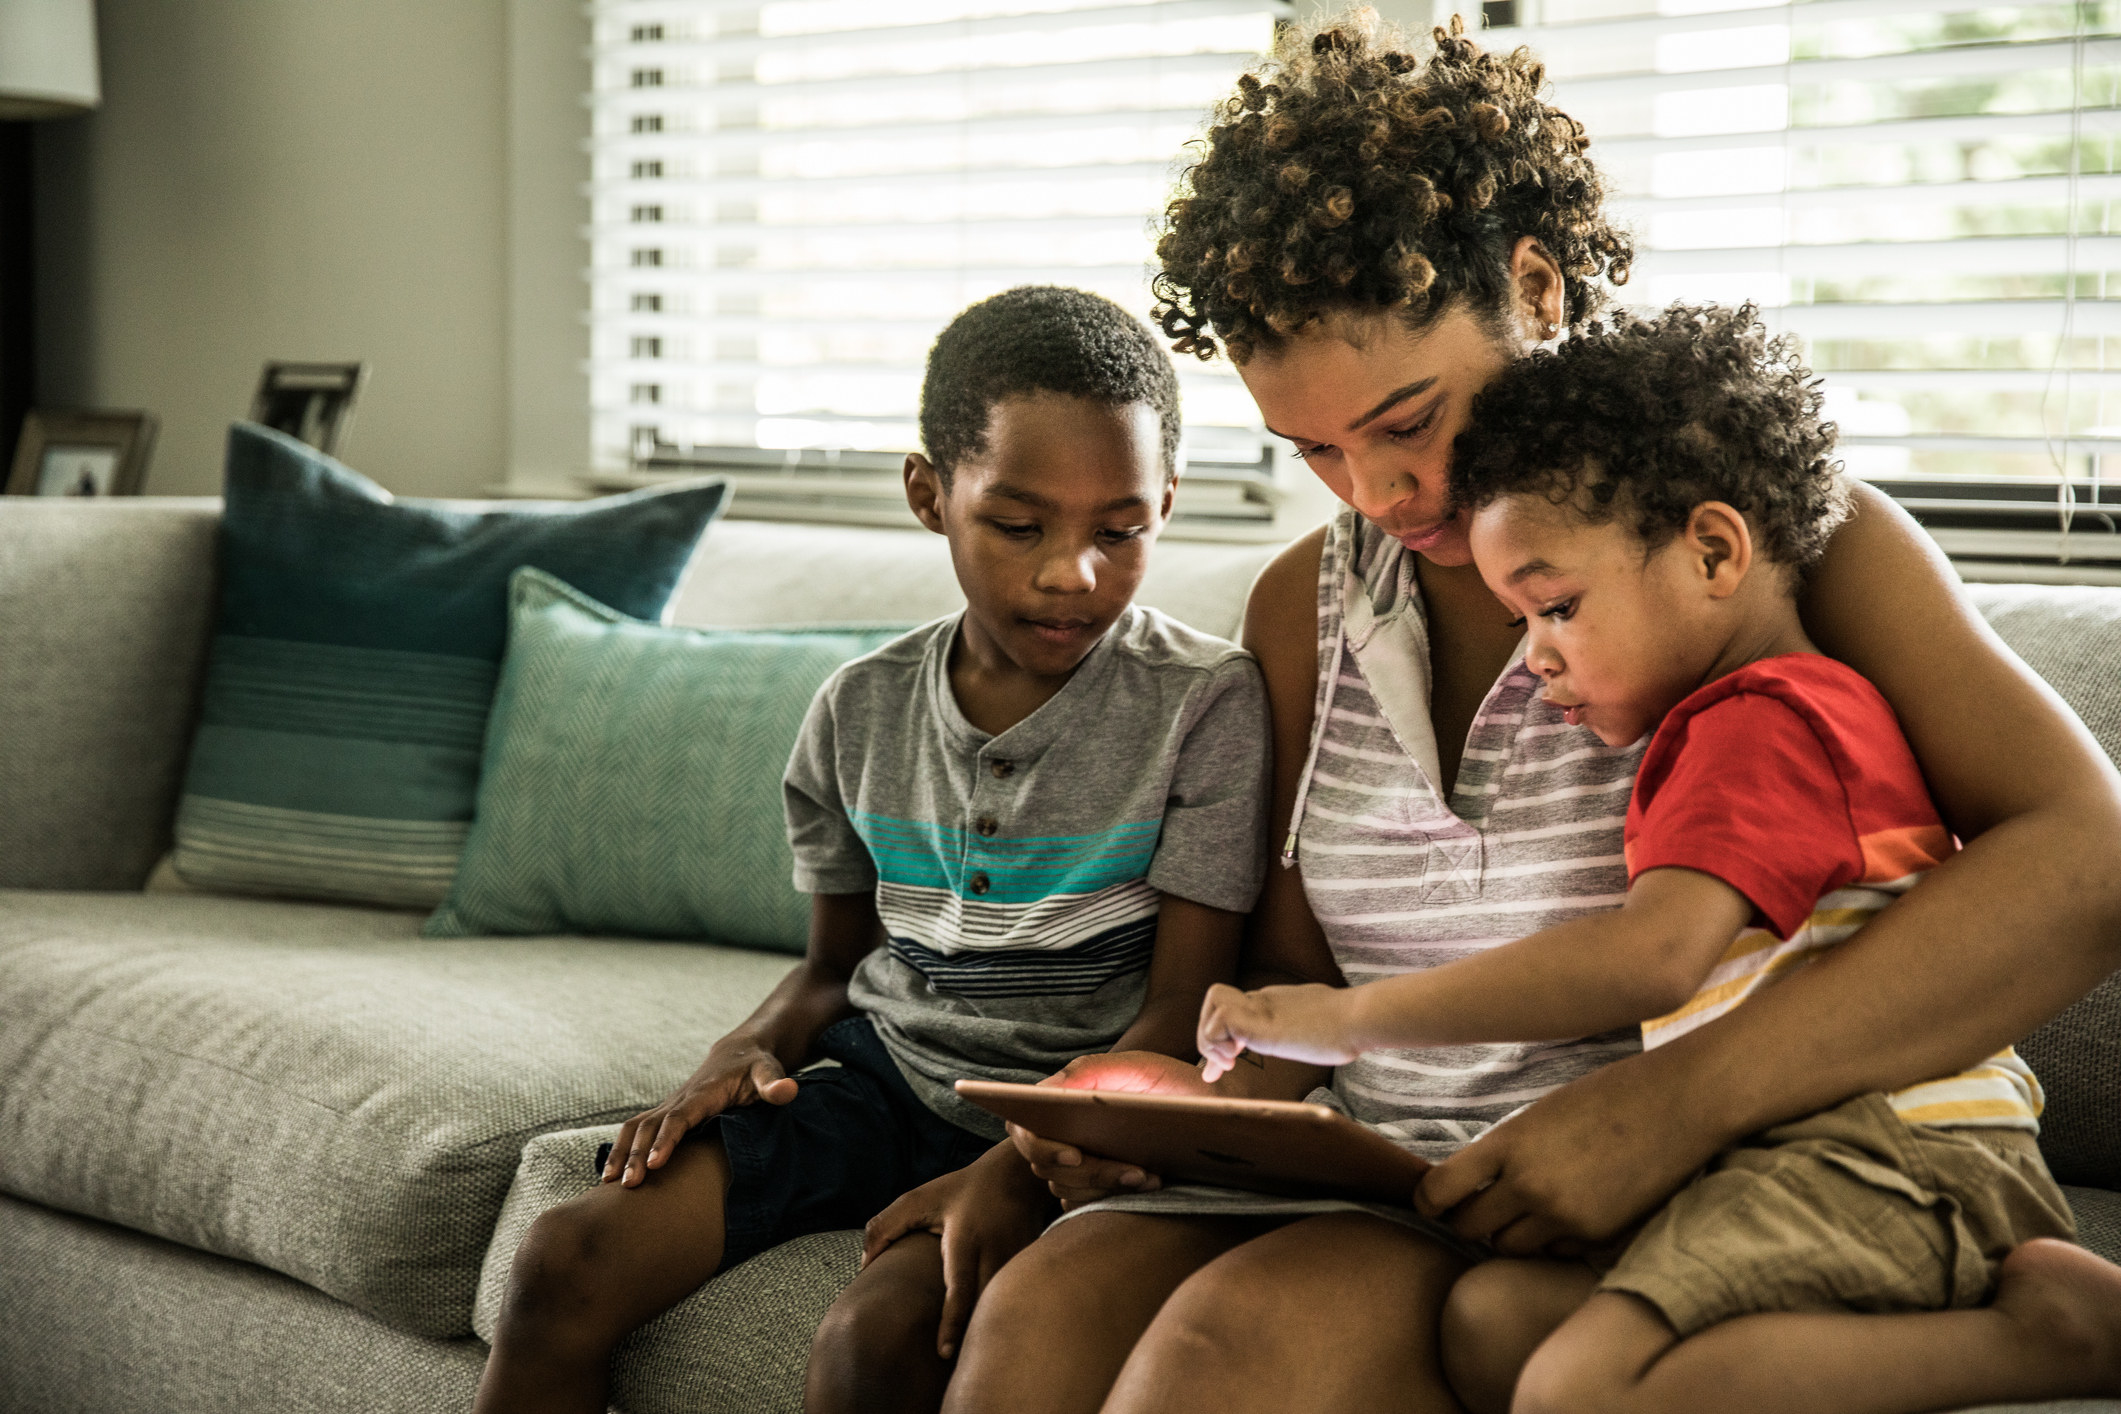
left=1, top=497, right=2116, bottom=1414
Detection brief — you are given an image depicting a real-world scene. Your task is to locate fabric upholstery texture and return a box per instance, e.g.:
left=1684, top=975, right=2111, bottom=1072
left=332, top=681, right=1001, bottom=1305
left=427, top=569, right=904, bottom=952
left=0, top=1193, right=487, bottom=1414
left=0, top=889, right=793, bottom=1337
left=171, top=425, right=726, bottom=907
left=0, top=499, right=219, bottom=890
left=1970, top=584, right=2121, bottom=1191
left=477, top=1126, right=861, bottom=1414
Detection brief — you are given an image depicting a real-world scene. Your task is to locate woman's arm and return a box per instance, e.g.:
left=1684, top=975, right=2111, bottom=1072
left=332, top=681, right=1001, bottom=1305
left=1225, top=525, right=1342, bottom=1102
left=1421, top=484, right=2121, bottom=1251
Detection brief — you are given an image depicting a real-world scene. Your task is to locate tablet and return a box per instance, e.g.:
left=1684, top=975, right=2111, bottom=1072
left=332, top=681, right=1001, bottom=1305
left=955, top=1079, right=1430, bottom=1205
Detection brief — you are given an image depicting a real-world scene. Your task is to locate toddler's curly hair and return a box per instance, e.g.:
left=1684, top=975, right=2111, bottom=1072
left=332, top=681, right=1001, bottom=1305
left=1450, top=303, right=1848, bottom=572
left=921, top=285, right=1180, bottom=485
left=1153, top=12, right=1632, bottom=362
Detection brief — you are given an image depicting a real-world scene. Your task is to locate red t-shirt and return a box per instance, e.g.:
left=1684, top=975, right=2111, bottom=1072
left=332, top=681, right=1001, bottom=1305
left=1623, top=654, right=1954, bottom=941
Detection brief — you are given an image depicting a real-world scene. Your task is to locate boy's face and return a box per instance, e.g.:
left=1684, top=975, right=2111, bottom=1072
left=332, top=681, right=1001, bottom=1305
left=1468, top=494, right=1732, bottom=748
left=906, top=392, right=1172, bottom=680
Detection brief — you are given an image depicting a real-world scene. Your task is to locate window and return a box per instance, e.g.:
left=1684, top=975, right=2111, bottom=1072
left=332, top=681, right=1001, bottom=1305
left=588, top=0, right=1292, bottom=533
left=1480, top=0, right=2121, bottom=582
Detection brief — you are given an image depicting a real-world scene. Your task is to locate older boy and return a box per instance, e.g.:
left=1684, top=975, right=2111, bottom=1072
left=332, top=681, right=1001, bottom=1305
left=1196, top=304, right=2121, bottom=1414
left=475, top=287, right=1269, bottom=1414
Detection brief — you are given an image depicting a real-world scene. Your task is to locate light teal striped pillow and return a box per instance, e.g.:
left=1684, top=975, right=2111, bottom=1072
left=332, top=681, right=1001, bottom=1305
left=425, top=568, right=907, bottom=952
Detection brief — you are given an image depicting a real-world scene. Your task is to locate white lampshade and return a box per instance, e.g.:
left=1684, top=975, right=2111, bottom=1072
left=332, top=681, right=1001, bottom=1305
left=0, top=0, right=99, bottom=120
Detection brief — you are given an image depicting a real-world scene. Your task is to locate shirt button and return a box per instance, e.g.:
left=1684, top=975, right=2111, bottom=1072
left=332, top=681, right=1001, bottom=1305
left=990, top=759, right=1014, bottom=779
left=977, top=817, right=998, bottom=837
left=969, top=872, right=991, bottom=896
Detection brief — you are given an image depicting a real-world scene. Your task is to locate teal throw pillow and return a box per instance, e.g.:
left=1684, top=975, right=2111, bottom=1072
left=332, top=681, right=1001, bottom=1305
left=425, top=568, right=907, bottom=951
left=173, top=425, right=727, bottom=907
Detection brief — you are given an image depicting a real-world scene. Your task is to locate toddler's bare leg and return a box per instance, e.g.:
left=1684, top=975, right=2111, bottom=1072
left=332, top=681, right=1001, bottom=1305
left=474, top=1136, right=733, bottom=1414
left=806, top=1233, right=952, bottom=1414
left=1439, top=1259, right=1599, bottom=1414
left=1515, top=1239, right=2121, bottom=1414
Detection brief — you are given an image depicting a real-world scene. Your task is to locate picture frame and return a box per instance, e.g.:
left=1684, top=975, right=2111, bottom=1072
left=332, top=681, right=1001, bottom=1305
left=5, top=408, right=160, bottom=496
left=250, top=361, right=367, bottom=456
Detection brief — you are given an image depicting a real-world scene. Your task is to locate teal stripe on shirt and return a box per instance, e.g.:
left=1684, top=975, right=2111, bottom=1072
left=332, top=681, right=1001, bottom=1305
left=850, top=811, right=1162, bottom=902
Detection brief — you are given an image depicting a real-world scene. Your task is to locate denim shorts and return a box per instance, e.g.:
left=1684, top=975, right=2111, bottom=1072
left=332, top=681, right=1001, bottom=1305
left=596, top=1016, right=992, bottom=1269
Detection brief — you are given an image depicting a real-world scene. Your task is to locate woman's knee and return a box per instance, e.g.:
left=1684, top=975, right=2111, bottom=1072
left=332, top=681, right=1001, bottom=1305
left=1510, top=1319, right=1623, bottom=1414
left=1443, top=1260, right=1604, bottom=1414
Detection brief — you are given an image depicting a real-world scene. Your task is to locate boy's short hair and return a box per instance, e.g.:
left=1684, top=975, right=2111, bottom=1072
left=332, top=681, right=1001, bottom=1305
left=1450, top=303, right=1848, bottom=573
left=919, top=286, right=1182, bottom=486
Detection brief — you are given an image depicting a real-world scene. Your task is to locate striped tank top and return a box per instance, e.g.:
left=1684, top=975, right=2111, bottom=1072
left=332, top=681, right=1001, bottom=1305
left=1288, top=505, right=1648, bottom=1159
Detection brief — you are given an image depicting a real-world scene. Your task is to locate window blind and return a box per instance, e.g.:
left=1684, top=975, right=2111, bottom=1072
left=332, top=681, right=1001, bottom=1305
left=1477, top=0, right=2121, bottom=583
left=587, top=0, right=1291, bottom=535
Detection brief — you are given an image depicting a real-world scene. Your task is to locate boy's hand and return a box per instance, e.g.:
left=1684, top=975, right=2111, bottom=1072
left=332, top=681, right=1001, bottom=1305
left=861, top=1141, right=1055, bottom=1359
left=1005, top=1051, right=1206, bottom=1206
left=602, top=1035, right=799, bottom=1188
left=1196, top=981, right=1360, bottom=1081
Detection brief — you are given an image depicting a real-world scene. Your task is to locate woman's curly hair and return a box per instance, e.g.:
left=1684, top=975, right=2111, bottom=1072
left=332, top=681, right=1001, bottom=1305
left=1153, top=11, right=1632, bottom=362
left=1449, top=303, right=1848, bottom=572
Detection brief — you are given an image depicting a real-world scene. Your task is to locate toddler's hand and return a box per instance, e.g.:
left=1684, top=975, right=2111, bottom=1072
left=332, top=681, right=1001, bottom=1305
left=1196, top=982, right=1360, bottom=1082
left=601, top=1036, right=797, bottom=1188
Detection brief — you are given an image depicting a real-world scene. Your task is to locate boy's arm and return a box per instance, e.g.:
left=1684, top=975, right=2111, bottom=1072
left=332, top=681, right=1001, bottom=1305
left=1198, top=868, right=1753, bottom=1077
left=1112, top=894, right=1246, bottom=1057
left=604, top=890, right=881, bottom=1185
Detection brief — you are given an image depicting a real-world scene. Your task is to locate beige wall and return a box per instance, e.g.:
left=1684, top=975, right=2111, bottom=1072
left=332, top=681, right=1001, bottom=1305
left=33, top=0, right=588, bottom=498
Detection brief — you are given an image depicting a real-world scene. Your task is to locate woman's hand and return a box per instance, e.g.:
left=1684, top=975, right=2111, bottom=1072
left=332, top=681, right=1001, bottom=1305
left=601, top=1034, right=799, bottom=1187
left=1197, top=981, right=1361, bottom=1081
left=1005, top=1051, right=1212, bottom=1207
left=862, top=1142, right=1057, bottom=1358
left=1415, top=1035, right=1724, bottom=1255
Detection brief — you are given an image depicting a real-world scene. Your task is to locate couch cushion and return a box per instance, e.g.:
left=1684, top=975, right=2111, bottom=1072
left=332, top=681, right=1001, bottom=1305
left=0, top=1193, right=488, bottom=1414
left=172, top=425, right=727, bottom=908
left=477, top=1125, right=859, bottom=1414
left=427, top=569, right=905, bottom=952
left=0, top=890, right=794, bottom=1337
left=1969, top=583, right=2121, bottom=1191
left=0, top=499, right=219, bottom=890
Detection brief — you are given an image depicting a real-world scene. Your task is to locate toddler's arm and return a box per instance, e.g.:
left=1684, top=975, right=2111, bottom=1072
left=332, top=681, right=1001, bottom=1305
left=1197, top=867, right=1751, bottom=1080
left=603, top=890, right=882, bottom=1185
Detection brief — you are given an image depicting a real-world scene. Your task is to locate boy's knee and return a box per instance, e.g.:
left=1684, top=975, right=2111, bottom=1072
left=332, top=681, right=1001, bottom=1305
left=498, top=1200, right=621, bottom=1340
left=811, top=1271, right=943, bottom=1373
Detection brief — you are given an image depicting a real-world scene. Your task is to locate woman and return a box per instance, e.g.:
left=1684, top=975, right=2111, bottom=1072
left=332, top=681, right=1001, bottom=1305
left=939, top=17, right=2121, bottom=1414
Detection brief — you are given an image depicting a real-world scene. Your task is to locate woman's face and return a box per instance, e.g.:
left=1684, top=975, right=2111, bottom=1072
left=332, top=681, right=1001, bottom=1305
left=1232, top=238, right=1564, bottom=568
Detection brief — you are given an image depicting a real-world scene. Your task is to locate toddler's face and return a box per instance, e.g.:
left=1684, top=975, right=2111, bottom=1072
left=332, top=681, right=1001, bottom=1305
left=1469, top=494, right=1726, bottom=747
left=920, top=392, right=1170, bottom=679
